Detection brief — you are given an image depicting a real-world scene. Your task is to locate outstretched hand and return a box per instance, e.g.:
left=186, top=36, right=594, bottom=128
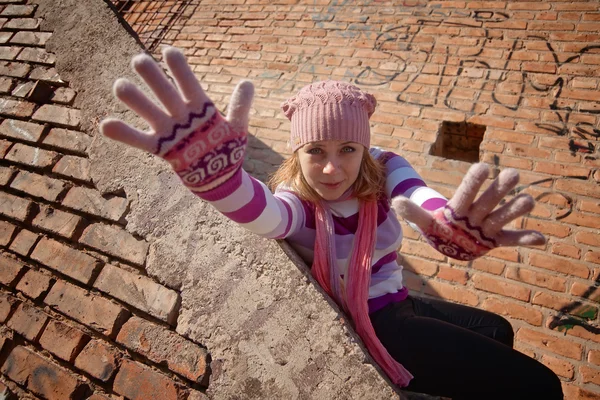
left=392, top=163, right=546, bottom=260
left=100, top=46, right=254, bottom=192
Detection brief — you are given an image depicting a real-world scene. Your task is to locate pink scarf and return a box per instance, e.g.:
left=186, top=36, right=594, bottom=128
left=312, top=200, right=413, bottom=387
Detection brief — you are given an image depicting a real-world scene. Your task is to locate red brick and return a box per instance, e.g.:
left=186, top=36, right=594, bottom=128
left=533, top=291, right=597, bottom=320
left=94, top=264, right=178, bottom=324
left=0, top=119, right=45, bottom=142
left=516, top=328, right=582, bottom=359
left=52, top=155, right=91, bottom=182
left=1, top=346, right=82, bottom=400
left=528, top=252, right=589, bottom=279
left=7, top=302, right=49, bottom=341
left=506, top=266, right=566, bottom=292
left=590, top=350, right=600, bottom=366
left=74, top=339, right=120, bottom=382
left=31, top=237, right=100, bottom=284
left=0, top=76, right=12, bottom=94
left=0, top=253, right=25, bottom=286
left=586, top=251, right=600, bottom=265
left=114, top=359, right=180, bottom=400
left=32, top=204, right=82, bottom=239
left=488, top=247, right=520, bottom=263
left=0, top=46, right=20, bottom=61
left=9, top=228, right=38, bottom=256
left=10, top=170, right=65, bottom=201
left=437, top=265, right=468, bottom=285
left=1, top=5, right=36, bottom=17
left=0, top=219, right=15, bottom=246
left=31, top=104, right=80, bottom=128
left=44, top=280, right=129, bottom=338
left=581, top=365, right=600, bottom=386
left=0, top=32, right=11, bottom=45
left=423, top=280, right=479, bottom=306
left=482, top=297, right=542, bottom=326
left=400, top=239, right=446, bottom=262
left=540, top=354, right=574, bottom=379
left=0, top=165, right=12, bottom=185
left=16, top=47, right=55, bottom=64
left=9, top=31, right=52, bottom=46
left=117, top=316, right=208, bottom=381
left=51, top=87, right=76, bottom=105
left=87, top=393, right=112, bottom=400
left=556, top=323, right=600, bottom=345
left=15, top=268, right=52, bottom=300
left=486, top=129, right=534, bottom=145
left=0, top=290, right=17, bottom=323
left=39, top=320, right=88, bottom=362
left=80, top=223, right=148, bottom=266
left=471, top=258, right=505, bottom=275
left=4, top=18, right=41, bottom=30
left=523, top=218, right=571, bottom=239
left=62, top=187, right=128, bottom=222
left=473, top=274, right=531, bottom=301
left=551, top=243, right=581, bottom=260
left=5, top=143, right=59, bottom=168
left=42, top=128, right=91, bottom=154
left=0, top=97, right=35, bottom=117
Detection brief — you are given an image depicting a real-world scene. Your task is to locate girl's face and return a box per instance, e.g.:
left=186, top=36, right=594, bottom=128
left=297, top=140, right=364, bottom=201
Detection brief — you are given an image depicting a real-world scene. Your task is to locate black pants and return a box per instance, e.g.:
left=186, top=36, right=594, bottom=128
left=370, top=296, right=563, bottom=400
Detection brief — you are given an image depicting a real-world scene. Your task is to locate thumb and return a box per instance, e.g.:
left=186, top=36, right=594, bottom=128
left=391, top=197, right=434, bottom=232
left=226, top=80, right=254, bottom=132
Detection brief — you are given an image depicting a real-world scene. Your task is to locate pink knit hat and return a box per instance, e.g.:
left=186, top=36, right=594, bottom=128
left=281, top=80, right=377, bottom=152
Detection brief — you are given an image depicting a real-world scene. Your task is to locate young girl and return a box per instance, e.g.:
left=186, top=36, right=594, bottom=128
left=101, top=47, right=563, bottom=400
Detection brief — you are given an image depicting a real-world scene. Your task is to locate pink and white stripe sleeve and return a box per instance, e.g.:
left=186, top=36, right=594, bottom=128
left=195, top=168, right=306, bottom=239
left=379, top=151, right=447, bottom=212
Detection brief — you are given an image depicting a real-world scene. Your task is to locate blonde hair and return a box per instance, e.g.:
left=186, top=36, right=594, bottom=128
left=268, top=149, right=386, bottom=203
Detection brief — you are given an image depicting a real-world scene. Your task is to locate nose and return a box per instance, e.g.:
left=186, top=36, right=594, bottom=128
left=323, top=157, right=340, bottom=174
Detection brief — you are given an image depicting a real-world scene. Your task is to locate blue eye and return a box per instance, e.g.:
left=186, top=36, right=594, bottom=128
left=341, top=146, right=355, bottom=153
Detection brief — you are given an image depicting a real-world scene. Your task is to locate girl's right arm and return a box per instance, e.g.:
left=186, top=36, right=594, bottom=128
left=100, top=47, right=306, bottom=240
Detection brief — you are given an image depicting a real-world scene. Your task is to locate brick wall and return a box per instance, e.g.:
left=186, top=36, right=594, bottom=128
left=0, top=1, right=212, bottom=399
left=155, top=1, right=599, bottom=398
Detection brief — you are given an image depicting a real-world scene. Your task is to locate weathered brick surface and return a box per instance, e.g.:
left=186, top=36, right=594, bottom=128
left=32, top=104, right=81, bottom=128
left=94, top=264, right=178, bottom=323
left=5, top=143, right=59, bottom=168
left=52, top=155, right=91, bottom=181
left=0, top=290, right=17, bottom=323
left=15, top=268, right=52, bottom=300
left=32, top=204, right=82, bottom=238
left=29, top=66, right=62, bottom=83
left=51, top=87, right=76, bottom=104
left=0, top=219, right=16, bottom=245
left=1, top=346, right=82, bottom=400
left=0, top=253, right=24, bottom=286
left=74, top=339, right=120, bottom=382
left=62, top=187, right=128, bottom=221
left=10, top=170, right=65, bottom=201
left=113, top=359, right=180, bottom=400
left=38, top=319, right=88, bottom=362
left=6, top=302, right=49, bottom=341
left=0, top=119, right=45, bottom=142
left=0, top=97, right=34, bottom=116
left=80, top=223, right=148, bottom=265
left=1, top=5, right=36, bottom=17
left=16, top=46, right=55, bottom=64
left=9, top=31, right=51, bottom=46
left=44, top=280, right=129, bottom=338
left=0, top=191, right=31, bottom=221
left=42, top=127, right=90, bottom=154
left=117, top=316, right=207, bottom=381
left=4, top=18, right=41, bottom=30
left=9, top=228, right=38, bottom=256
left=31, top=237, right=100, bottom=284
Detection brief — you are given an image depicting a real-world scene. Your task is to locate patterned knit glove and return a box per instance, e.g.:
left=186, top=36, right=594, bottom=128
left=392, top=163, right=546, bottom=260
left=100, top=47, right=254, bottom=193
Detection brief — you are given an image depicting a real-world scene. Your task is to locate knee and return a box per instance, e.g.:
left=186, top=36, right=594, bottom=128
left=493, top=315, right=514, bottom=347
left=534, top=364, right=563, bottom=400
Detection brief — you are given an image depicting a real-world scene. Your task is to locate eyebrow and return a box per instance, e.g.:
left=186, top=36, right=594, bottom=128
left=309, top=141, right=355, bottom=148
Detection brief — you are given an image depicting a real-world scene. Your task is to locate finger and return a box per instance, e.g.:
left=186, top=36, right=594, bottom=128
left=447, top=163, right=489, bottom=216
left=470, top=168, right=519, bottom=225
left=163, top=46, right=210, bottom=107
left=132, top=53, right=187, bottom=119
left=496, top=229, right=546, bottom=247
left=227, top=80, right=254, bottom=132
left=114, top=78, right=169, bottom=130
left=482, top=194, right=534, bottom=236
left=391, top=197, right=434, bottom=232
left=100, top=118, right=157, bottom=154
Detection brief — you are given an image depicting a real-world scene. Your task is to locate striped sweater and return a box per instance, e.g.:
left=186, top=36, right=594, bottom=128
left=199, top=148, right=447, bottom=313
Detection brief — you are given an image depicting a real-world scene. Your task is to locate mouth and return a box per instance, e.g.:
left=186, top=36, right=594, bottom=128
left=321, top=181, right=343, bottom=189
